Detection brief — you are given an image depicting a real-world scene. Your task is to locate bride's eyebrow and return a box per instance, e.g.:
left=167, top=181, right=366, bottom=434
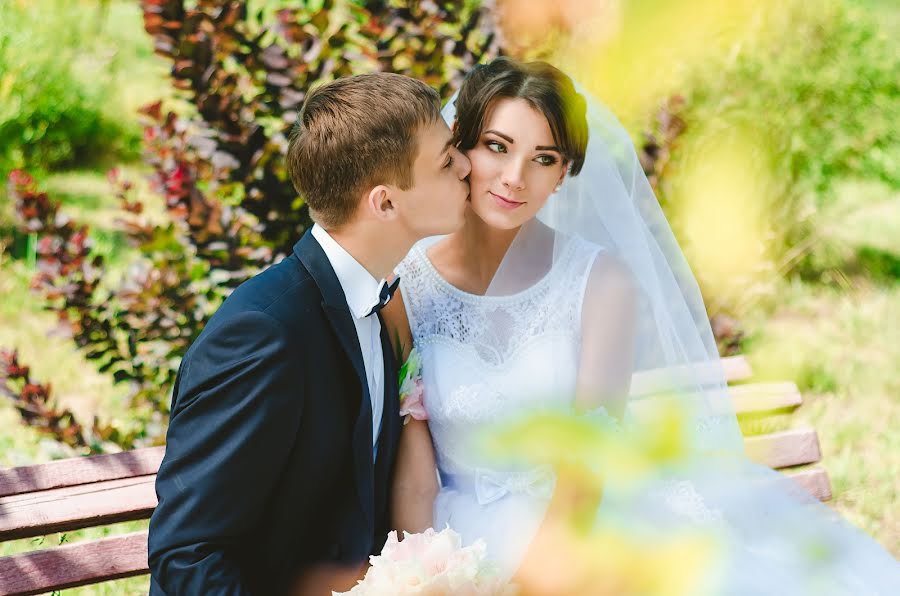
left=484, top=129, right=514, bottom=143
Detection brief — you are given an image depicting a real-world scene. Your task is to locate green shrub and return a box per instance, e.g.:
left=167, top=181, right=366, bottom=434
left=662, top=0, right=898, bottom=295
left=682, top=0, right=898, bottom=202
left=0, top=0, right=139, bottom=175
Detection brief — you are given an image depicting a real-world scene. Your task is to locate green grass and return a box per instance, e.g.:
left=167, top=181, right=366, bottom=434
left=741, top=180, right=900, bottom=555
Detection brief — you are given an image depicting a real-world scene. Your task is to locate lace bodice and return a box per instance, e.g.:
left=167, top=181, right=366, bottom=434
left=396, top=234, right=602, bottom=476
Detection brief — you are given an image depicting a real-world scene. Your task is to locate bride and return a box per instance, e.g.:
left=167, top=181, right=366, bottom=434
left=381, top=57, right=899, bottom=594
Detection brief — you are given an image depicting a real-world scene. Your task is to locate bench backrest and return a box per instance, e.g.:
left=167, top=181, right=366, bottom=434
left=0, top=355, right=831, bottom=594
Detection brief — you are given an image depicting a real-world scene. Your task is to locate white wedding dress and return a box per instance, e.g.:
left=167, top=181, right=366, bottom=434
left=397, top=232, right=601, bottom=577
left=396, top=233, right=900, bottom=594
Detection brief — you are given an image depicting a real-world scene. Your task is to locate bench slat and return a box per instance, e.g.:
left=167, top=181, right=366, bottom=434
left=721, top=355, right=753, bottom=382
left=0, top=531, right=148, bottom=595
left=630, top=357, right=753, bottom=398
left=786, top=467, right=833, bottom=502
left=0, top=477, right=157, bottom=541
left=730, top=382, right=803, bottom=414
left=745, top=428, right=823, bottom=469
left=0, top=446, right=164, bottom=498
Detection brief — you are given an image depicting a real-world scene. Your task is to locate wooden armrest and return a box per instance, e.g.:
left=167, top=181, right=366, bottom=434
left=745, top=428, right=823, bottom=469
left=786, top=467, right=833, bottom=502
left=730, top=382, right=802, bottom=414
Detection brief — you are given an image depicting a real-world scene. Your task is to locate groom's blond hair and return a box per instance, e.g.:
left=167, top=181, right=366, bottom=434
left=287, top=73, right=442, bottom=228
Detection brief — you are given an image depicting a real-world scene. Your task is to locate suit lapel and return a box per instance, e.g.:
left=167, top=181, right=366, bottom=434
left=294, top=231, right=375, bottom=531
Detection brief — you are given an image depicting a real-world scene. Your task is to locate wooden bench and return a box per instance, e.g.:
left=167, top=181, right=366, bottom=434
left=0, top=355, right=831, bottom=594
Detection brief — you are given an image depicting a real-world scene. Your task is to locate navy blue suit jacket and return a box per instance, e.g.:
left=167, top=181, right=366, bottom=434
left=148, top=230, right=402, bottom=595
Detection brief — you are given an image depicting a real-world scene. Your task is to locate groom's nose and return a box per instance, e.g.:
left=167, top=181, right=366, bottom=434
left=452, top=147, right=471, bottom=180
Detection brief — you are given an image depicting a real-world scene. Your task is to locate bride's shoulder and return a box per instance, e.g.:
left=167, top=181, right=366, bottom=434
left=556, top=232, right=606, bottom=269
left=580, top=243, right=637, bottom=304
left=395, top=243, right=429, bottom=279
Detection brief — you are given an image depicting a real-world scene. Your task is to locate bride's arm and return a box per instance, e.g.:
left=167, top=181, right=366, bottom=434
left=559, top=252, right=636, bottom=510
left=575, top=252, right=637, bottom=418
left=392, top=418, right=439, bottom=533
left=380, top=291, right=439, bottom=534
left=512, top=254, right=637, bottom=594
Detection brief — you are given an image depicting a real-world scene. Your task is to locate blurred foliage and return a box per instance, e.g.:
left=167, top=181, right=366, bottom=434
left=660, top=0, right=898, bottom=300
left=529, top=0, right=897, bottom=316
left=478, top=405, right=723, bottom=596
left=561, top=0, right=900, bottom=316
left=0, top=0, right=140, bottom=175
left=4, top=0, right=501, bottom=450
left=0, top=348, right=130, bottom=452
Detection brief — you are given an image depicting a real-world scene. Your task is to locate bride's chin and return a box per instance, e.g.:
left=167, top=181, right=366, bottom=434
left=470, top=202, right=528, bottom=231
left=480, top=213, right=524, bottom=232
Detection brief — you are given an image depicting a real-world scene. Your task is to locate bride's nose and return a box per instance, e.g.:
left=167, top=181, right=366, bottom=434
left=501, top=160, right=526, bottom=191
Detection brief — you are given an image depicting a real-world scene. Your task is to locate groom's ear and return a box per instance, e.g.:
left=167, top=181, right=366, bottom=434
left=364, top=184, right=397, bottom=222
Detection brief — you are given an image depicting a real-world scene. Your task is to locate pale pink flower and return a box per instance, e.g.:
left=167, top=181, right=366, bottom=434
left=399, top=378, right=427, bottom=422
left=336, top=527, right=514, bottom=596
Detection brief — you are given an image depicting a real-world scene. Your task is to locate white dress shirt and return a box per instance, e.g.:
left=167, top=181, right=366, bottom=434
left=311, top=224, right=384, bottom=459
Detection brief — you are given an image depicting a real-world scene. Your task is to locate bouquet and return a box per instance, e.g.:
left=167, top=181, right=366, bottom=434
left=335, top=526, right=514, bottom=595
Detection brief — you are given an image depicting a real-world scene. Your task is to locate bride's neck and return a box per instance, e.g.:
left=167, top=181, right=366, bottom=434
left=455, top=207, right=522, bottom=286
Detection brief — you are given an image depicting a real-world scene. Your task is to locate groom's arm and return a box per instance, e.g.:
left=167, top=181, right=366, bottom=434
left=149, top=310, right=304, bottom=595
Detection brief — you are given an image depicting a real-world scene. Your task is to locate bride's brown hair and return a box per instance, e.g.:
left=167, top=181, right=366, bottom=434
left=451, top=57, right=588, bottom=176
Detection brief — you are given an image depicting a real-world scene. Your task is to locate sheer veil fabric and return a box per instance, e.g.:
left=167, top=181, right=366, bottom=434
left=395, top=81, right=900, bottom=592
left=441, top=85, right=745, bottom=455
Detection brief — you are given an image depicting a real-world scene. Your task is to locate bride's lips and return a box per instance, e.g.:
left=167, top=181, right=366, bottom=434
left=489, top=191, right=524, bottom=209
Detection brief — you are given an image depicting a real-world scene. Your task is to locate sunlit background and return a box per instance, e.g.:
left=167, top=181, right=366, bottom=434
left=0, top=0, right=896, bottom=592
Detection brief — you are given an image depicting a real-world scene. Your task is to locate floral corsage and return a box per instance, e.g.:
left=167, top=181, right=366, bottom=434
left=398, top=347, right=427, bottom=423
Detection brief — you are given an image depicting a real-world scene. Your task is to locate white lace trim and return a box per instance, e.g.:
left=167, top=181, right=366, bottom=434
left=397, top=235, right=600, bottom=368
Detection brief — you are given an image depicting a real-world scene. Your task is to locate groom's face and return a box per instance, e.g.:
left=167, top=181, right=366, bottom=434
left=391, top=118, right=471, bottom=238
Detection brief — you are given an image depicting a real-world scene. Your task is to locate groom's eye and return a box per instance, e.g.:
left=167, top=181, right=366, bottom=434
left=443, top=156, right=454, bottom=169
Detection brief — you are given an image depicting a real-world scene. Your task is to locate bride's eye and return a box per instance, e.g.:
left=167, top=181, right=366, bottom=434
left=486, top=140, right=506, bottom=154
left=535, top=155, right=558, bottom=166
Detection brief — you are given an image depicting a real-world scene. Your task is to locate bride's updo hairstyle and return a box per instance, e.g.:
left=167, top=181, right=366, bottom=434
left=452, top=57, right=589, bottom=176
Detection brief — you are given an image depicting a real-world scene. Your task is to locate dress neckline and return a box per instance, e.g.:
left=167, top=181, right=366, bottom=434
left=414, top=236, right=575, bottom=304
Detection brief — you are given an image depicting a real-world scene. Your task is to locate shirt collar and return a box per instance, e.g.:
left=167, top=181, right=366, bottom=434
left=311, top=224, right=384, bottom=320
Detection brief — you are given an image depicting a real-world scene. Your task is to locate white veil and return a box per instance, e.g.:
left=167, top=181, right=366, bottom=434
left=441, top=84, right=745, bottom=456
left=422, top=73, right=900, bottom=594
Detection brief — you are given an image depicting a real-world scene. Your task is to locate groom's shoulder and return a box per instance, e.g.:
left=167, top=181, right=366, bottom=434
left=207, top=253, right=321, bottom=329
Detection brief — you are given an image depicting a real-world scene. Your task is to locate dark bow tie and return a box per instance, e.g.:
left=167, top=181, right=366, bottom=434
left=366, top=276, right=401, bottom=317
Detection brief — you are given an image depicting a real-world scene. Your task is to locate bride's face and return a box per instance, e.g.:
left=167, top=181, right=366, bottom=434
left=464, top=98, right=567, bottom=230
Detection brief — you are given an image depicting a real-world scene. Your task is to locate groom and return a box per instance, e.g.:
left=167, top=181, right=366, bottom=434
left=148, top=72, right=471, bottom=595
